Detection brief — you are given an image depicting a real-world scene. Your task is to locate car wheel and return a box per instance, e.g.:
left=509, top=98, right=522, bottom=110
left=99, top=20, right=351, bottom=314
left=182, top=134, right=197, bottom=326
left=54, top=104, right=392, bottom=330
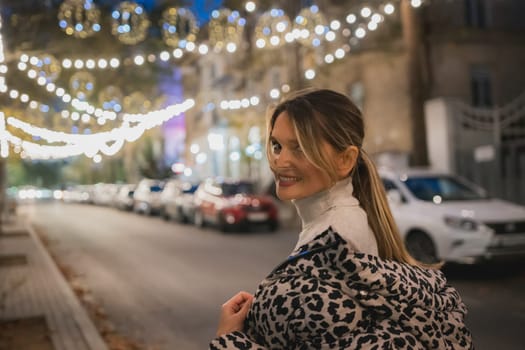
left=176, top=208, right=187, bottom=223
left=269, top=221, right=279, bottom=232
left=218, top=214, right=232, bottom=233
left=194, top=210, right=205, bottom=228
left=405, top=231, right=439, bottom=264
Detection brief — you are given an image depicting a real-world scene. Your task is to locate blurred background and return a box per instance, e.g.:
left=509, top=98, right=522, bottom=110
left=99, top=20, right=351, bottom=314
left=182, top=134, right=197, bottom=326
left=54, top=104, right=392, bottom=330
left=0, top=0, right=524, bottom=349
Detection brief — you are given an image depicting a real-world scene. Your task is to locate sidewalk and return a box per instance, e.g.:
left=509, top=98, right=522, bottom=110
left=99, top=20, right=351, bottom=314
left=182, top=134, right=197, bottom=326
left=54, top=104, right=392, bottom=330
left=0, top=214, right=108, bottom=350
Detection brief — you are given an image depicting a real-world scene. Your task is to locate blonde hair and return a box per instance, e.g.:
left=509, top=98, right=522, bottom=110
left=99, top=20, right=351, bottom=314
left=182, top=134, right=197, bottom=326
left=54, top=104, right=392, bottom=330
left=267, top=88, right=423, bottom=266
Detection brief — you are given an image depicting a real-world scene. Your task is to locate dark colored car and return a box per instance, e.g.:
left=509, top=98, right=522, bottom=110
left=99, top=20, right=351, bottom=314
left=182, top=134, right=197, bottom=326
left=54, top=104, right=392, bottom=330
left=193, top=178, right=279, bottom=232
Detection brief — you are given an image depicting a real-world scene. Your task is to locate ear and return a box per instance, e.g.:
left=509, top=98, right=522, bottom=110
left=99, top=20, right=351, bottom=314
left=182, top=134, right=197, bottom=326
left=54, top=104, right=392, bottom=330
left=336, top=146, right=359, bottom=178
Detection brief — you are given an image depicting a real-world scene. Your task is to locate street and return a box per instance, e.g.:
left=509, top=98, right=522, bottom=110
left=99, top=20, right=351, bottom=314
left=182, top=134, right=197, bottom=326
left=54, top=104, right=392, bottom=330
left=22, top=202, right=525, bottom=350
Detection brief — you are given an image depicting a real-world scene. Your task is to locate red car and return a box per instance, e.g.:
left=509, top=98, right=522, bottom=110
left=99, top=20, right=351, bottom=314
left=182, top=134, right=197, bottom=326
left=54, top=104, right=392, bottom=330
left=193, top=178, right=279, bottom=232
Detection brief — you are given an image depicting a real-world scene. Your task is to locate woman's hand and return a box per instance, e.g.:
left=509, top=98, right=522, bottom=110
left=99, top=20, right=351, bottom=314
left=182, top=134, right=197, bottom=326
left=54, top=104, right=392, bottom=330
left=216, top=291, right=254, bottom=337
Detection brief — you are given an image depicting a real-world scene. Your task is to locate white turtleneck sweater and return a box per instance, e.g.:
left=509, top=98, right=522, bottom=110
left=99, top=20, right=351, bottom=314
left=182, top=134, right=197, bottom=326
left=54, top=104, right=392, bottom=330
left=291, top=176, right=379, bottom=256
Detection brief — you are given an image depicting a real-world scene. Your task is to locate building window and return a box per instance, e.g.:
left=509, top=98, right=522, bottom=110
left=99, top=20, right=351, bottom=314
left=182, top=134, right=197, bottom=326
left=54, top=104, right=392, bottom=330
left=465, top=0, right=488, bottom=28
left=470, top=66, right=492, bottom=107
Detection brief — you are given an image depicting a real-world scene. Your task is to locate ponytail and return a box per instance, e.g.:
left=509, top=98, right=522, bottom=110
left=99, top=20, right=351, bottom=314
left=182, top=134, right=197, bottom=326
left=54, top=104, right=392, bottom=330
left=353, top=151, right=425, bottom=267
left=268, top=88, right=439, bottom=268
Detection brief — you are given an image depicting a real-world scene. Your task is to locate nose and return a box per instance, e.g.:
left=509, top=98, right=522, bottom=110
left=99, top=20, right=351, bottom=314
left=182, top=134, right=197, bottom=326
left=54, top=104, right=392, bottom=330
left=273, top=148, right=294, bottom=167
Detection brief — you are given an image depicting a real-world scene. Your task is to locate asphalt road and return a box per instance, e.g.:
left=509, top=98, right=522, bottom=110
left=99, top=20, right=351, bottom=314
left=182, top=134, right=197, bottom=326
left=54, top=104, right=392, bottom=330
left=23, top=201, right=525, bottom=350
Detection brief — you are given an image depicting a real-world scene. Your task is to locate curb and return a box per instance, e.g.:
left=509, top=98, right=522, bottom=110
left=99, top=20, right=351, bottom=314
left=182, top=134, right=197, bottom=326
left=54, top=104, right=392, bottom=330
left=25, top=221, right=109, bottom=350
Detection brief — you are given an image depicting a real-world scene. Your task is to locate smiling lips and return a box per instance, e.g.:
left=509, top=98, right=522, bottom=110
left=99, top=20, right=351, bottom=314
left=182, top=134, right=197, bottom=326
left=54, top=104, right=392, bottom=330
left=277, top=175, right=301, bottom=187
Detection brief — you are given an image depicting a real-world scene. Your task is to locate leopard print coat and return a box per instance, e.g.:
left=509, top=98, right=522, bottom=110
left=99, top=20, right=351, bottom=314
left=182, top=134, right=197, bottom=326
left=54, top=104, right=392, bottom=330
left=210, top=228, right=473, bottom=349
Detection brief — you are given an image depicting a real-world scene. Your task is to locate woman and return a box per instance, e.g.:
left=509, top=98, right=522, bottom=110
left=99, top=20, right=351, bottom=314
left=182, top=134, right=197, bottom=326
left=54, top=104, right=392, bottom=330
left=210, top=89, right=473, bottom=349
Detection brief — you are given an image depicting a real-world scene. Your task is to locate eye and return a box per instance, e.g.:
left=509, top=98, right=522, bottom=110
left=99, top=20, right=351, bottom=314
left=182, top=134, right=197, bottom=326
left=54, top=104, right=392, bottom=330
left=292, top=146, right=303, bottom=155
left=270, top=139, right=282, bottom=155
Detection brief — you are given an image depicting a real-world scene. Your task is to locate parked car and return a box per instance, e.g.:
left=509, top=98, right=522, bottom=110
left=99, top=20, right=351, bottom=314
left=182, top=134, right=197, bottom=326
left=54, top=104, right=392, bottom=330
left=380, top=168, right=525, bottom=264
left=133, top=178, right=165, bottom=215
left=193, top=178, right=279, bottom=232
left=114, top=184, right=136, bottom=211
left=92, top=183, right=120, bottom=206
left=160, top=179, right=198, bottom=222
left=62, top=185, right=94, bottom=204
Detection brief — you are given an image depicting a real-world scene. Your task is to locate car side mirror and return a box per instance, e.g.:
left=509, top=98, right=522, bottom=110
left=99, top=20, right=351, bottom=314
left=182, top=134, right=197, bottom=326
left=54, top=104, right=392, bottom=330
left=386, top=189, right=403, bottom=205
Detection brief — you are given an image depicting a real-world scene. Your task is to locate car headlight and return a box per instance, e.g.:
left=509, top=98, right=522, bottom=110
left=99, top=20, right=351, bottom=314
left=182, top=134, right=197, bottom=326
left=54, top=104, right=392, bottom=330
left=444, top=216, right=479, bottom=231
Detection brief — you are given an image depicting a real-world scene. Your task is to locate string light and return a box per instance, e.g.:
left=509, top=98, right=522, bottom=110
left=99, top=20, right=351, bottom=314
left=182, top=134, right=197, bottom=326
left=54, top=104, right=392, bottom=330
left=245, top=2, right=256, bottom=13
left=17, top=0, right=409, bottom=73
left=58, top=0, right=101, bottom=39
left=293, top=6, right=328, bottom=48
left=3, top=99, right=195, bottom=159
left=254, top=9, right=291, bottom=49
left=1, top=0, right=425, bottom=160
left=16, top=1, right=392, bottom=121
left=0, top=113, right=9, bottom=158
left=161, top=7, right=199, bottom=48
left=111, top=2, right=150, bottom=45
left=208, top=9, right=245, bottom=52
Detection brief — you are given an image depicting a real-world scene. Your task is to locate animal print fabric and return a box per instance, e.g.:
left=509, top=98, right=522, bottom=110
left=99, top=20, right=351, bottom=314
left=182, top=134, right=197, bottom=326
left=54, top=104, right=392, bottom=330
left=210, top=228, right=473, bottom=349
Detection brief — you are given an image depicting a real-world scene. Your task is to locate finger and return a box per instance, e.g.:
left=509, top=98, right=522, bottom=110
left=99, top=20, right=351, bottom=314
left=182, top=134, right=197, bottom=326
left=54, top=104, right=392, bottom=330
left=241, top=296, right=253, bottom=311
left=236, top=296, right=253, bottom=318
left=233, top=291, right=253, bottom=303
left=222, top=299, right=243, bottom=314
left=231, top=303, right=240, bottom=313
left=223, top=291, right=253, bottom=307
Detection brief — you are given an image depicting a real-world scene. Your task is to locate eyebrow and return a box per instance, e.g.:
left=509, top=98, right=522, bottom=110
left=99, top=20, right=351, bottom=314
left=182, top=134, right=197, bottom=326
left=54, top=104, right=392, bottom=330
left=269, top=135, right=300, bottom=147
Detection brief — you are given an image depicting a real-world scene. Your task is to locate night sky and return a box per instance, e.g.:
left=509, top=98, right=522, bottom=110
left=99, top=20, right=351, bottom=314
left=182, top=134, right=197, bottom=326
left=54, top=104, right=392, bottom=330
left=95, top=0, right=225, bottom=24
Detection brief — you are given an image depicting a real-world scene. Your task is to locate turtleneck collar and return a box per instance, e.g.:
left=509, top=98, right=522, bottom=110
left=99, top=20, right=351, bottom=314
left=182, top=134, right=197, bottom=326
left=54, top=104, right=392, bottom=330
left=292, top=176, right=359, bottom=229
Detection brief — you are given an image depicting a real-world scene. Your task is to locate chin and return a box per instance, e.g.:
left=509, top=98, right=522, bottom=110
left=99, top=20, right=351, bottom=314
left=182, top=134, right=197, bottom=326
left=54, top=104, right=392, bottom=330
left=276, top=192, right=290, bottom=201
left=277, top=189, right=308, bottom=201
left=276, top=189, right=294, bottom=201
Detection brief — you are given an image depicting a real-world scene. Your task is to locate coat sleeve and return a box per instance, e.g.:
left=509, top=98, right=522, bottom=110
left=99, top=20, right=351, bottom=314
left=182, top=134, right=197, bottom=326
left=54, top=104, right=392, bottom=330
left=209, top=331, right=267, bottom=350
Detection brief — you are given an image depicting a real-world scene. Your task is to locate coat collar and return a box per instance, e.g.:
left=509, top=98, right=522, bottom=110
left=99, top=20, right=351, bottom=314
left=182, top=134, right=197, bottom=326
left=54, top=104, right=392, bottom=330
left=292, top=176, right=359, bottom=230
left=267, top=227, right=461, bottom=316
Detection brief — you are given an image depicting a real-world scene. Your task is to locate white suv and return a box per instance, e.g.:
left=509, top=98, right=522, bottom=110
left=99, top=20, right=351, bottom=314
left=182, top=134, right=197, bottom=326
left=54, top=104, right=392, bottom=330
left=379, top=168, right=525, bottom=264
left=133, top=178, right=165, bottom=215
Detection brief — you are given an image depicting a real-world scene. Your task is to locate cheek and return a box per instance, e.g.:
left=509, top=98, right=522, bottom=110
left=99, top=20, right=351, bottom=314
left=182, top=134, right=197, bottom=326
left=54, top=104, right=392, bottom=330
left=303, top=163, right=331, bottom=184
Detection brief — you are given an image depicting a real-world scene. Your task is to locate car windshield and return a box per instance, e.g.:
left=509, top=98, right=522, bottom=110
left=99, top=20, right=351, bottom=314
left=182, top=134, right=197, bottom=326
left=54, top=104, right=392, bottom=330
left=182, top=184, right=198, bottom=194
left=221, top=182, right=254, bottom=196
left=404, top=176, right=486, bottom=201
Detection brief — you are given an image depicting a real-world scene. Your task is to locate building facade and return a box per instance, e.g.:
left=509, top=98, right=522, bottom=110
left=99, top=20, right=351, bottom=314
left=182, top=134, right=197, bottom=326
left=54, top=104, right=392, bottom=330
left=182, top=0, right=525, bottom=189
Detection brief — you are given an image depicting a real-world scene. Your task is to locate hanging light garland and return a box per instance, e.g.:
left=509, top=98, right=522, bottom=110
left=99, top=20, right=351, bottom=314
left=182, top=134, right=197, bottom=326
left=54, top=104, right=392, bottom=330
left=0, top=0, right=429, bottom=160
left=18, top=0, right=400, bottom=118
left=208, top=9, right=246, bottom=53
left=2, top=99, right=195, bottom=159
left=254, top=9, right=292, bottom=49
left=69, top=71, right=96, bottom=100
left=32, top=54, right=62, bottom=83
left=161, top=7, right=199, bottom=49
left=45, top=1, right=406, bottom=70
left=111, top=1, right=150, bottom=45
left=292, top=6, right=328, bottom=48
left=98, top=85, right=124, bottom=113
left=58, top=0, right=101, bottom=39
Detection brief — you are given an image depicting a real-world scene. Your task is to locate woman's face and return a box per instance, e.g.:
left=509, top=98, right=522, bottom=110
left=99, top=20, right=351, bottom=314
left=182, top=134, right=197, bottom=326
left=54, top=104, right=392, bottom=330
left=269, top=112, right=334, bottom=201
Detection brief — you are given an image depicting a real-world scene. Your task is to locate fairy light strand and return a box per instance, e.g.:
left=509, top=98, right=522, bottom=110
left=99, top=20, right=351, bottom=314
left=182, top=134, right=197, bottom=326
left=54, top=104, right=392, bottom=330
left=0, top=0, right=424, bottom=160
